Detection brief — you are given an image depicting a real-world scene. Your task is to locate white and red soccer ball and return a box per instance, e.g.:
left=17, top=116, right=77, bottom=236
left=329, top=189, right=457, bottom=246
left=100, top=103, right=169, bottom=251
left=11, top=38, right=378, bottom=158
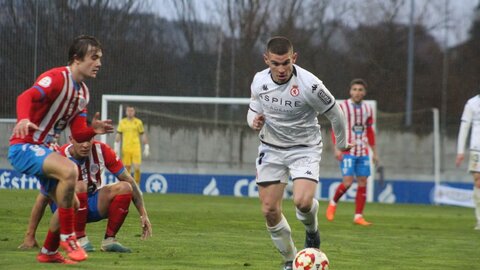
left=293, top=248, right=329, bottom=270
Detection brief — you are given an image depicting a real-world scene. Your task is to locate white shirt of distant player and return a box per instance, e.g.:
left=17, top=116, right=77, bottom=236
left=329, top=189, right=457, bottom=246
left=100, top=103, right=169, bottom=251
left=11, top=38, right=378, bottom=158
left=249, top=64, right=336, bottom=148
left=459, top=95, right=480, bottom=152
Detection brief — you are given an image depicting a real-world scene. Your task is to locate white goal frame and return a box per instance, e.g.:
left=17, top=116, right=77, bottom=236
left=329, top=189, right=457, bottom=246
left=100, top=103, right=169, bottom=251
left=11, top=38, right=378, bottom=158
left=101, top=95, right=378, bottom=202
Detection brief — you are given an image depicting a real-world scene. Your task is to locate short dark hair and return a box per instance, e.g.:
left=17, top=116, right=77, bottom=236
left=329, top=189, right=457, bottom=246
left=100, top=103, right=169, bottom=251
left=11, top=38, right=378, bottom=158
left=266, top=36, right=293, bottom=55
left=68, top=35, right=102, bottom=65
left=350, top=78, right=368, bottom=89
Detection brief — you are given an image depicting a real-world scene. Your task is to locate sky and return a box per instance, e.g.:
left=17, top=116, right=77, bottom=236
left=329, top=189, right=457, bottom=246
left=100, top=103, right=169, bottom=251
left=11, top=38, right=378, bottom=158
left=146, top=0, right=478, bottom=48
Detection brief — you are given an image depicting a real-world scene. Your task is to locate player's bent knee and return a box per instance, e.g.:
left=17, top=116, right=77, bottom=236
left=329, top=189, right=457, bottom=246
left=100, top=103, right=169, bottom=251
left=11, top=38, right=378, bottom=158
left=114, top=181, right=133, bottom=195
left=293, top=197, right=312, bottom=212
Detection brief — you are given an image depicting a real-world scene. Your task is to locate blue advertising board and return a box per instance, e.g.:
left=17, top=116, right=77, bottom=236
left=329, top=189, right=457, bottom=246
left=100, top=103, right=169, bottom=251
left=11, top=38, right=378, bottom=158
left=0, top=169, right=473, bottom=205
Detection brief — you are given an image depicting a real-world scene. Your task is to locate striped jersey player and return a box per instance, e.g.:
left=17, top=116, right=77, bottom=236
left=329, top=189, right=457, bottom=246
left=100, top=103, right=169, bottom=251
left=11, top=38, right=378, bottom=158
left=326, top=78, right=378, bottom=226
left=8, top=35, right=113, bottom=264
left=247, top=36, right=350, bottom=270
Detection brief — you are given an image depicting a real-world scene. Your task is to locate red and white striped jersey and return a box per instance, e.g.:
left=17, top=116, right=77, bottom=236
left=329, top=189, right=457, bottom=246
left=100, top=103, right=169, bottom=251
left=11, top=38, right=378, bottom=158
left=59, top=141, right=125, bottom=189
left=340, top=99, right=375, bottom=156
left=10, top=66, right=89, bottom=145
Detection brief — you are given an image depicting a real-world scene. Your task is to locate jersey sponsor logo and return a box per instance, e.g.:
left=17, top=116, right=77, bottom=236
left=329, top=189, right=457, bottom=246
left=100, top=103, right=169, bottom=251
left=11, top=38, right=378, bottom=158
left=317, top=89, right=332, bottom=105
left=352, top=124, right=365, bottom=134
left=38, top=76, right=52, bottom=88
left=259, top=94, right=301, bottom=108
left=290, top=85, right=299, bottom=96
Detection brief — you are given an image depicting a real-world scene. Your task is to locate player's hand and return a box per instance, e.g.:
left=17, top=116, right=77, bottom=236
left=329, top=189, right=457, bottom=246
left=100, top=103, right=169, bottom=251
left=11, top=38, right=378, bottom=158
left=252, top=114, right=265, bottom=131
left=455, top=154, right=464, bottom=167
left=334, top=149, right=343, bottom=161
left=143, top=144, right=150, bottom=157
left=13, top=119, right=38, bottom=139
left=91, top=112, right=114, bottom=134
left=17, top=236, right=39, bottom=250
left=140, top=215, right=152, bottom=240
left=338, top=142, right=354, bottom=152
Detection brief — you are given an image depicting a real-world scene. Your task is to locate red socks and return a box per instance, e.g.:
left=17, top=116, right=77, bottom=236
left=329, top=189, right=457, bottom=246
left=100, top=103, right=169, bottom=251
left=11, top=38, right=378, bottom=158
left=75, top=192, right=88, bottom=238
left=105, top=194, right=132, bottom=238
left=355, top=186, right=367, bottom=214
left=333, top=183, right=349, bottom=203
left=43, top=230, right=60, bottom=252
left=58, top=207, right=75, bottom=236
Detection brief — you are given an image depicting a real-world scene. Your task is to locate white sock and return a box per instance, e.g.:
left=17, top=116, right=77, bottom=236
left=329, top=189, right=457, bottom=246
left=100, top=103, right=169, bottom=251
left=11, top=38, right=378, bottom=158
left=60, top=232, right=75, bottom=242
left=473, top=187, right=480, bottom=224
left=41, top=247, right=57, bottom=255
left=295, top=199, right=319, bottom=233
left=266, top=215, right=297, bottom=262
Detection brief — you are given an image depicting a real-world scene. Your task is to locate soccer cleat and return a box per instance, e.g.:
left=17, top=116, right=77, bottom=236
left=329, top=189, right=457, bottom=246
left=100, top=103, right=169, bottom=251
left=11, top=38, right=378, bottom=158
left=283, top=260, right=293, bottom=270
left=101, top=237, right=132, bottom=253
left=325, top=204, right=336, bottom=221
left=37, top=252, right=77, bottom=264
left=304, top=230, right=320, bottom=248
left=354, top=216, right=372, bottom=226
left=78, top=236, right=95, bottom=252
left=59, top=235, right=88, bottom=261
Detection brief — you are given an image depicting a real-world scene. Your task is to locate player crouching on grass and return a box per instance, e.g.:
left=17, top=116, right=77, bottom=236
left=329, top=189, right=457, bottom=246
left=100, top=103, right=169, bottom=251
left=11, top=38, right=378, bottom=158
left=19, top=137, right=152, bottom=261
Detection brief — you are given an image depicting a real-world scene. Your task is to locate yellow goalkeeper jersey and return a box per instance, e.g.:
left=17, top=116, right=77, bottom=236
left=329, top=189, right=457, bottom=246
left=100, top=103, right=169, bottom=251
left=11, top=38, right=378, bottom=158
left=117, top=117, right=144, bottom=152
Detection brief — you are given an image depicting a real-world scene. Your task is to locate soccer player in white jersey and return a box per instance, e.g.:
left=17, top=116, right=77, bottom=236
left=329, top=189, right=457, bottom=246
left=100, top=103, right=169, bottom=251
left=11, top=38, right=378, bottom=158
left=326, top=79, right=378, bottom=226
left=456, top=92, right=480, bottom=230
left=18, top=138, right=152, bottom=252
left=247, top=36, right=350, bottom=270
left=8, top=35, right=113, bottom=264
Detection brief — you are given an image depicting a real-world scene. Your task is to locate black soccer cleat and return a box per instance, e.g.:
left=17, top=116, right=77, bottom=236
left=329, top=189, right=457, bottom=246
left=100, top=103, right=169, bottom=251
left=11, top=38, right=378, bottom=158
left=304, top=230, right=320, bottom=248
left=283, top=260, right=293, bottom=270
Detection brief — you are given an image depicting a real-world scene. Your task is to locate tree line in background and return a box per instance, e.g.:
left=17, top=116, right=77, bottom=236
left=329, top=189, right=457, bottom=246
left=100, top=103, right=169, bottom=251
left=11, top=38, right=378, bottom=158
left=1, top=0, right=479, bottom=135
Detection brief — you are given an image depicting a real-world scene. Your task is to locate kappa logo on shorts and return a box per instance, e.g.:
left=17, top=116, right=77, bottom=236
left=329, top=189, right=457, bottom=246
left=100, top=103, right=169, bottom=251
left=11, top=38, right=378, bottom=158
left=317, top=89, right=332, bottom=105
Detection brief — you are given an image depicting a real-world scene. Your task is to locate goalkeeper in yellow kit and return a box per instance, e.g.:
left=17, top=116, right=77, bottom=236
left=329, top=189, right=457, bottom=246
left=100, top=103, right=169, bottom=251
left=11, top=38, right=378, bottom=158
left=114, top=106, right=149, bottom=184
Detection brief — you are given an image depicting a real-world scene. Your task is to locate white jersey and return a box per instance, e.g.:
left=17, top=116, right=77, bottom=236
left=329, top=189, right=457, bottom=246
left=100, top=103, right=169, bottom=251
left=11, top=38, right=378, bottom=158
left=249, top=65, right=336, bottom=148
left=457, top=95, right=480, bottom=153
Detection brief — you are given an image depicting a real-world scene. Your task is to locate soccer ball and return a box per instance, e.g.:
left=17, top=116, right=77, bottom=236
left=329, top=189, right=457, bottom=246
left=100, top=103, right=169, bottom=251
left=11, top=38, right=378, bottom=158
left=293, top=248, right=329, bottom=270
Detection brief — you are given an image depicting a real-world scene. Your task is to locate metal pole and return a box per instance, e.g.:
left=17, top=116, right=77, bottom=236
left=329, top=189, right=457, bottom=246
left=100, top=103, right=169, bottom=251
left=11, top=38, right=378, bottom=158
left=440, top=0, right=450, bottom=172
left=433, top=108, right=441, bottom=187
left=405, top=0, right=415, bottom=127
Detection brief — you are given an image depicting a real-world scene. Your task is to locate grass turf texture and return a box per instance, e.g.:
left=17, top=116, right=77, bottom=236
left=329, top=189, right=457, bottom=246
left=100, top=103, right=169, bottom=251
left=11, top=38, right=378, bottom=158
left=0, top=189, right=478, bottom=269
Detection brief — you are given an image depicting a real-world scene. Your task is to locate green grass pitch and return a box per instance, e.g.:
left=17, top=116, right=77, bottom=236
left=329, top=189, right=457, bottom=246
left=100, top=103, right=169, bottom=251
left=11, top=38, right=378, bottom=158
left=0, top=189, right=478, bottom=269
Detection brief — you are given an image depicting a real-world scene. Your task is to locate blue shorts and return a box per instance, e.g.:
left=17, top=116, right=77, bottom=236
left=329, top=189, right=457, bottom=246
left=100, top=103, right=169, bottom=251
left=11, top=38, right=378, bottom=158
left=47, top=190, right=105, bottom=223
left=339, top=154, right=371, bottom=177
left=8, top=143, right=57, bottom=194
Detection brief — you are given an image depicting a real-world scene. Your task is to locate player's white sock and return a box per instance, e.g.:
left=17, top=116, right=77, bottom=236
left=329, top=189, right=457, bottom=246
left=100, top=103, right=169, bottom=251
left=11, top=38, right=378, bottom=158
left=295, top=199, right=319, bottom=233
left=473, top=187, right=480, bottom=224
left=267, top=214, right=297, bottom=262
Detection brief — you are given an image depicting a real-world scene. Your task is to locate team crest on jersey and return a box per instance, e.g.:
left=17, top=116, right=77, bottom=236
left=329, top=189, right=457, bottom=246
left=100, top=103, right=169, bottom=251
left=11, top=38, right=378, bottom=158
left=317, top=89, right=332, bottom=105
left=90, top=164, right=100, bottom=175
left=290, top=85, right=299, bottom=96
left=38, top=76, right=52, bottom=88
left=78, top=97, right=87, bottom=110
